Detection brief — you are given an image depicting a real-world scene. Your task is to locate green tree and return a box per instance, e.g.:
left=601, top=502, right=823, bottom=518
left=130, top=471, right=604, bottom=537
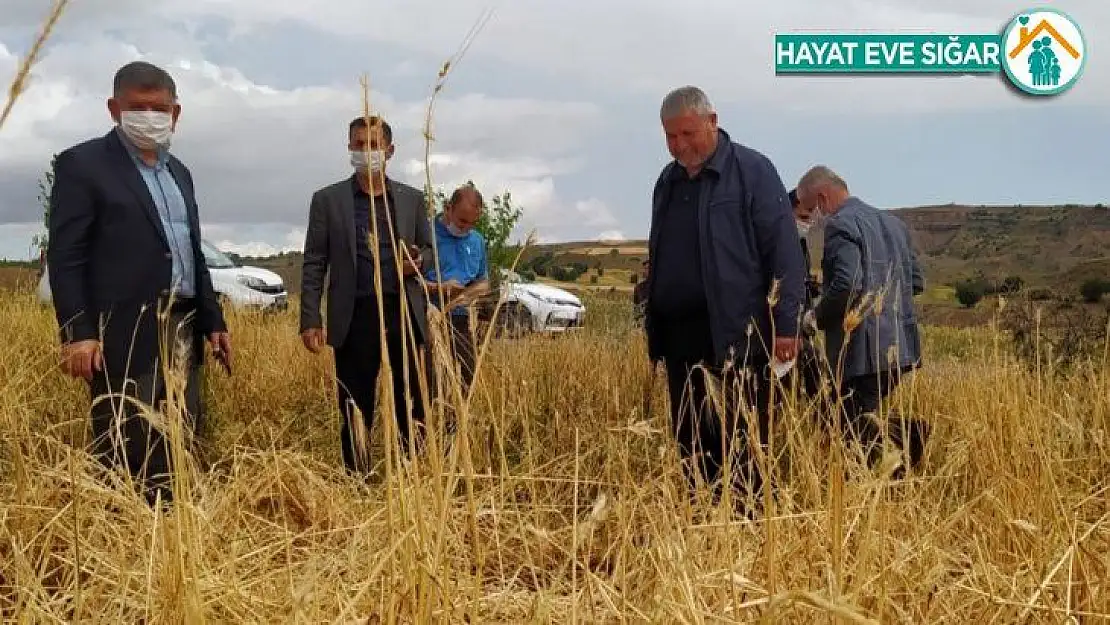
left=954, top=279, right=986, bottom=308
left=999, top=275, right=1024, bottom=294
left=31, top=154, right=58, bottom=262
left=1079, top=279, right=1108, bottom=304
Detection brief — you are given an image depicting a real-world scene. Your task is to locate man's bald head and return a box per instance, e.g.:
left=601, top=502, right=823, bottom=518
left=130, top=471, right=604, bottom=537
left=445, top=184, right=484, bottom=235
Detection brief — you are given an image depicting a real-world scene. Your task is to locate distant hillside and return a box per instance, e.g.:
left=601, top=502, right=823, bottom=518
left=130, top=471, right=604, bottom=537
left=8, top=204, right=1103, bottom=326
left=230, top=204, right=1109, bottom=301
left=892, top=203, right=1110, bottom=285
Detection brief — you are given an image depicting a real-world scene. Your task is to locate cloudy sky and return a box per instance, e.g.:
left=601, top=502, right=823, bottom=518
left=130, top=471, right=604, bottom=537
left=1, top=0, right=1107, bottom=259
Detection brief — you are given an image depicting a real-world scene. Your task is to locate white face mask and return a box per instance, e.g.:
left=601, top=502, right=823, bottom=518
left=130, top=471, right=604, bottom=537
left=445, top=220, right=466, bottom=237
left=796, top=219, right=812, bottom=237
left=350, top=150, right=386, bottom=173
left=119, top=110, right=173, bottom=150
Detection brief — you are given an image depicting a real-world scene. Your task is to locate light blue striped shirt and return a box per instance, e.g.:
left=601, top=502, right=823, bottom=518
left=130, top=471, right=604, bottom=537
left=119, top=129, right=196, bottom=298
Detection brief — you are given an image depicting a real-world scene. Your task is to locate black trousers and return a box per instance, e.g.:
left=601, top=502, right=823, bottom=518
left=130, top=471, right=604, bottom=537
left=449, top=313, right=477, bottom=393
left=89, top=308, right=202, bottom=507
left=839, top=369, right=930, bottom=471
left=335, top=295, right=427, bottom=472
left=658, top=317, right=773, bottom=504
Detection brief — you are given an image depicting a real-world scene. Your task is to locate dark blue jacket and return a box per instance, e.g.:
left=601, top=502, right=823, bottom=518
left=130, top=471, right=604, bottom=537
left=645, top=128, right=806, bottom=368
left=46, top=130, right=227, bottom=379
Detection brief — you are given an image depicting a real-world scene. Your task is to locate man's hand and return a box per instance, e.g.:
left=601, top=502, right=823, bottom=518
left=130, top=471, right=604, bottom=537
left=61, top=339, right=102, bottom=380
left=802, top=310, right=818, bottom=335
left=438, top=279, right=465, bottom=297
left=402, top=243, right=422, bottom=276
left=208, top=331, right=232, bottom=373
left=773, top=336, right=801, bottom=363
left=301, top=327, right=326, bottom=354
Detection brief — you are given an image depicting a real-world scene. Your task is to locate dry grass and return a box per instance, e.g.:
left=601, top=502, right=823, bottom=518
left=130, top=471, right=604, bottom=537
left=1, top=287, right=1108, bottom=623
left=3, top=6, right=1108, bottom=622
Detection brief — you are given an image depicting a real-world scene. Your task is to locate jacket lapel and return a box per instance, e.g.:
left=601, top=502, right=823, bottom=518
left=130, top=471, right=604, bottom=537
left=106, top=130, right=169, bottom=248
left=338, top=179, right=356, bottom=266
left=393, top=182, right=414, bottom=245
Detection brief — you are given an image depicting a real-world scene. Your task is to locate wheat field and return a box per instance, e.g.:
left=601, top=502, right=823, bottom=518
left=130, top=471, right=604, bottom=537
left=0, top=284, right=1107, bottom=624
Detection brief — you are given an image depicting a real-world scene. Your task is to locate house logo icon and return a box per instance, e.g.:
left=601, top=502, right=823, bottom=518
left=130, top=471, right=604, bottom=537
left=1001, top=8, right=1086, bottom=95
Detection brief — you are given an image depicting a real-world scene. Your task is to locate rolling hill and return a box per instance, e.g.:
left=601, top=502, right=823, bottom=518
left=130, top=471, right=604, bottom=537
left=3, top=204, right=1107, bottom=326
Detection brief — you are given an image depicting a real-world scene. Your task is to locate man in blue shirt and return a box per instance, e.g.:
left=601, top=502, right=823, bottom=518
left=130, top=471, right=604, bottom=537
left=425, top=184, right=490, bottom=393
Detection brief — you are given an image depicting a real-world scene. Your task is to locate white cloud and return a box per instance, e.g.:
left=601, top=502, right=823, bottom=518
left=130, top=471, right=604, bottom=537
left=160, top=0, right=1110, bottom=112
left=596, top=230, right=625, bottom=241
left=0, top=24, right=610, bottom=257
left=2, top=0, right=1108, bottom=257
left=573, top=198, right=619, bottom=229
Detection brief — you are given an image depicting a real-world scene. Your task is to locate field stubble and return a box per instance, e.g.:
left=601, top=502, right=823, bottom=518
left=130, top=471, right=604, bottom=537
left=0, top=287, right=1107, bottom=623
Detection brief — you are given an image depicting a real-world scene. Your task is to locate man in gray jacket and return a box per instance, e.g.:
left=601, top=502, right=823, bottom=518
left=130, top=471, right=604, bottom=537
left=300, top=115, right=434, bottom=473
left=795, top=165, right=929, bottom=473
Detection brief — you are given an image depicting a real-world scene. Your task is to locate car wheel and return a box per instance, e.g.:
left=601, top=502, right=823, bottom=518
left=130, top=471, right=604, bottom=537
left=496, top=302, right=532, bottom=339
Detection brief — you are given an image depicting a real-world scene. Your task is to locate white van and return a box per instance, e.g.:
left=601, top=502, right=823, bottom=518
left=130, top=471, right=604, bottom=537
left=38, top=239, right=289, bottom=311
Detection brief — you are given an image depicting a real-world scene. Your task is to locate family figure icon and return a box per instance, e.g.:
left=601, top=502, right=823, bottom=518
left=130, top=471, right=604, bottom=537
left=1004, top=11, right=1083, bottom=94
left=1027, top=37, right=1061, bottom=86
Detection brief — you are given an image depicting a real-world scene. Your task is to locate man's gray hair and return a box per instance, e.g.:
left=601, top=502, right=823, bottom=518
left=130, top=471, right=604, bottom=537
left=113, top=61, right=177, bottom=100
left=660, top=86, right=714, bottom=120
left=797, top=165, right=849, bottom=196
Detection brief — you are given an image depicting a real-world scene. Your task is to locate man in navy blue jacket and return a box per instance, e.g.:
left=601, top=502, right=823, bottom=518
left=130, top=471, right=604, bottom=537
left=47, top=61, right=230, bottom=506
left=645, top=86, right=806, bottom=511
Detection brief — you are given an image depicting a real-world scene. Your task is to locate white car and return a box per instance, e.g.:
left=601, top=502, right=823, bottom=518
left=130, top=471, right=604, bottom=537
left=37, top=239, right=289, bottom=311
left=492, top=269, right=585, bottom=336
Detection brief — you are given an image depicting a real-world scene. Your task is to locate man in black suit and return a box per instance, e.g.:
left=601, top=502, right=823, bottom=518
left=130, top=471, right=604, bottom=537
left=300, top=115, right=434, bottom=474
left=47, top=61, right=231, bottom=506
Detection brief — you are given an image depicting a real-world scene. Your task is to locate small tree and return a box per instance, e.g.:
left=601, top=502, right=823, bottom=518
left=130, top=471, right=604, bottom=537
left=999, top=275, right=1024, bottom=294
left=31, top=154, right=58, bottom=264
left=1079, top=279, right=1108, bottom=304
left=954, top=279, right=986, bottom=308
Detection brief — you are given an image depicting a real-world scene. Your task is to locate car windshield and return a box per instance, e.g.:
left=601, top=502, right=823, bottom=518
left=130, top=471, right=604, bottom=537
left=201, top=240, right=237, bottom=269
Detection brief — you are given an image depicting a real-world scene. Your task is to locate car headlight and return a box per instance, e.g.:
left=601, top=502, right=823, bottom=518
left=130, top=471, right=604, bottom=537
left=237, top=276, right=265, bottom=290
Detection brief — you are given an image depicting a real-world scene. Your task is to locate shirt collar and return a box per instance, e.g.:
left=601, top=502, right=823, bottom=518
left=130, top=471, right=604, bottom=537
left=668, top=127, right=730, bottom=180
left=116, top=127, right=169, bottom=168
left=350, top=173, right=395, bottom=197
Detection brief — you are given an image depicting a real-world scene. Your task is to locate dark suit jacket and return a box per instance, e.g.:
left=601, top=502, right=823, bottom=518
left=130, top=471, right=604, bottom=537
left=46, top=130, right=227, bottom=379
left=299, top=175, right=433, bottom=348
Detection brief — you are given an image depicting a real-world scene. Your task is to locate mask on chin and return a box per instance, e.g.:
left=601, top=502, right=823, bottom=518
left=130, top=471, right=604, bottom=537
left=444, top=219, right=466, bottom=237
left=796, top=219, right=812, bottom=237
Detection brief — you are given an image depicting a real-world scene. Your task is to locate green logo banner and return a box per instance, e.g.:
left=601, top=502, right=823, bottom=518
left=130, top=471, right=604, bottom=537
left=775, top=34, right=1003, bottom=73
